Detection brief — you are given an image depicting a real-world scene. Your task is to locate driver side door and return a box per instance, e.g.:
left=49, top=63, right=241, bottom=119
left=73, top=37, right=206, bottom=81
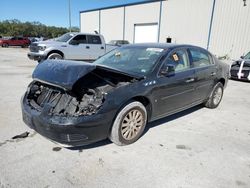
left=66, top=34, right=89, bottom=60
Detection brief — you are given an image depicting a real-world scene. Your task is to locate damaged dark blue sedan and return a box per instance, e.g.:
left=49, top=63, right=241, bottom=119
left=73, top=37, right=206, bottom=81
left=21, top=44, right=229, bottom=146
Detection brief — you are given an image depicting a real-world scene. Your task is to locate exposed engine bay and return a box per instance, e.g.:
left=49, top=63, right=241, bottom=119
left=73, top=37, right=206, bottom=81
left=26, top=68, right=138, bottom=116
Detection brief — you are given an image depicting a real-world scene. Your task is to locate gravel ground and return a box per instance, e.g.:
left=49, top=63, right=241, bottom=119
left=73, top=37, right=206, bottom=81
left=0, top=48, right=250, bottom=188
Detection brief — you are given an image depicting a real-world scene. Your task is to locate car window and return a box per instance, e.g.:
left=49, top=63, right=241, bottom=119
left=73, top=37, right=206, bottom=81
left=244, top=52, right=250, bottom=59
left=94, top=47, right=165, bottom=75
left=56, top=33, right=75, bottom=42
left=190, top=49, right=211, bottom=67
left=71, top=35, right=87, bottom=44
left=87, top=35, right=101, bottom=44
left=162, top=49, right=190, bottom=72
left=18, top=37, right=23, bottom=40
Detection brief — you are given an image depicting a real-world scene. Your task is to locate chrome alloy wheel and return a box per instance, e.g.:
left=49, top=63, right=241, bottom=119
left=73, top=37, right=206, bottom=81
left=213, top=87, right=223, bottom=105
left=121, top=109, right=144, bottom=140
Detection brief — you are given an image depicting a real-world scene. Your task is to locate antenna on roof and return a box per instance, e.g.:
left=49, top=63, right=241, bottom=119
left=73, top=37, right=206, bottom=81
left=94, top=30, right=99, bottom=34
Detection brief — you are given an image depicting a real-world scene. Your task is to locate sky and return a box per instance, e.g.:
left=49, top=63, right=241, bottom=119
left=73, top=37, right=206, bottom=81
left=0, top=0, right=149, bottom=28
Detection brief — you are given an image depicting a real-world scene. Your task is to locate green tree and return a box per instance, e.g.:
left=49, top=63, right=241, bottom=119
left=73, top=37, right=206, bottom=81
left=0, top=19, right=79, bottom=38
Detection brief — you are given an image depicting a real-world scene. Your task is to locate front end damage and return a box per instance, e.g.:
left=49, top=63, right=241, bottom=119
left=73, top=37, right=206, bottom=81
left=22, top=60, right=141, bottom=146
left=27, top=81, right=107, bottom=117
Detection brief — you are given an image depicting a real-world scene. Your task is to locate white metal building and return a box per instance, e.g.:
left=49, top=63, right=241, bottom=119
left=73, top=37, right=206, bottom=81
left=80, top=0, right=250, bottom=59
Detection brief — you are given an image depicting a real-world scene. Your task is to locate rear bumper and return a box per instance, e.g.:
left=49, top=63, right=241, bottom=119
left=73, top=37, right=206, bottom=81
left=21, top=94, right=114, bottom=146
left=27, top=52, right=46, bottom=61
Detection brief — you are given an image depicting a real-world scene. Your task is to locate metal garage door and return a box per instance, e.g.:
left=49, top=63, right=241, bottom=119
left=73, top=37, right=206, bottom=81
left=134, top=23, right=158, bottom=43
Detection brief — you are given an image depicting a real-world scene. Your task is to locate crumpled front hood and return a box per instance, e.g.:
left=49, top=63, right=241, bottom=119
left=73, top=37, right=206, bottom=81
left=32, top=60, right=142, bottom=91
left=32, top=60, right=96, bottom=90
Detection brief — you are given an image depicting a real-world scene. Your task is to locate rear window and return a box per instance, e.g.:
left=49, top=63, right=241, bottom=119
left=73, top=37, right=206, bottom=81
left=87, top=35, right=101, bottom=44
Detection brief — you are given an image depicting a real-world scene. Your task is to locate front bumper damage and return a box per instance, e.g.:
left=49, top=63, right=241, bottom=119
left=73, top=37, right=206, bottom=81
left=21, top=60, right=138, bottom=146
left=21, top=92, right=114, bottom=146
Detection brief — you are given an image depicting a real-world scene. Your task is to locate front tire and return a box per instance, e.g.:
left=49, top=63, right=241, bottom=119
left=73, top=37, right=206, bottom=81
left=47, top=53, right=63, bottom=60
left=205, top=82, right=224, bottom=109
left=109, top=101, right=147, bottom=146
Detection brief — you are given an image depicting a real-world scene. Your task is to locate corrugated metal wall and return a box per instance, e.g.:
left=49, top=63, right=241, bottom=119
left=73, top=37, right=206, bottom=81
left=100, top=7, right=124, bottom=43
left=160, top=0, right=213, bottom=48
left=209, top=0, right=250, bottom=59
left=80, top=11, right=99, bottom=33
left=124, top=2, right=160, bottom=43
left=80, top=0, right=250, bottom=59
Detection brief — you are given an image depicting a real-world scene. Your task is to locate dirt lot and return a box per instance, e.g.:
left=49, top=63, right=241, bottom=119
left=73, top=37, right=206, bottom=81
left=0, top=48, right=250, bottom=188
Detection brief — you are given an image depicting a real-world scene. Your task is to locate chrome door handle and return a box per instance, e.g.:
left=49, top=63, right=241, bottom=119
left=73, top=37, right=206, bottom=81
left=185, top=78, right=195, bottom=83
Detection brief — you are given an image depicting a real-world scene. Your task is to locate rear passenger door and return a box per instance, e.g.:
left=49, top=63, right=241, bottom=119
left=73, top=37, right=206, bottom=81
left=87, top=35, right=105, bottom=60
left=189, top=48, right=216, bottom=102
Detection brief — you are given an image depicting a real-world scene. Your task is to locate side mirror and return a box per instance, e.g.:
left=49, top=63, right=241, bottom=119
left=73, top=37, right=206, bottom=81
left=160, top=64, right=175, bottom=77
left=69, top=40, right=79, bottom=45
left=240, top=55, right=245, bottom=59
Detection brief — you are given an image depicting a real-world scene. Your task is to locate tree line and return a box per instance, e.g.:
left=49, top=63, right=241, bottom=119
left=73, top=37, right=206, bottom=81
left=0, top=19, right=79, bottom=38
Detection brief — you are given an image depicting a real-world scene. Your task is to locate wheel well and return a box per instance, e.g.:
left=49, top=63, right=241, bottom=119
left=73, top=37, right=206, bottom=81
left=131, top=96, right=152, bottom=121
left=108, top=96, right=153, bottom=134
left=218, top=78, right=225, bottom=86
left=47, top=50, right=64, bottom=59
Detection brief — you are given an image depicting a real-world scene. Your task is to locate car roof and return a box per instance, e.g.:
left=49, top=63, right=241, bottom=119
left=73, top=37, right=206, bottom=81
left=72, top=32, right=101, bottom=36
left=124, top=43, right=205, bottom=50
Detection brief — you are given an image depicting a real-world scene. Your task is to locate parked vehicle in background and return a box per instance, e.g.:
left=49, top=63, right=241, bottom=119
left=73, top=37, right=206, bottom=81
left=29, top=37, right=44, bottom=43
left=108, top=40, right=129, bottom=46
left=230, top=52, right=250, bottom=81
left=22, top=44, right=229, bottom=146
left=27, top=32, right=117, bottom=62
left=0, top=37, right=30, bottom=48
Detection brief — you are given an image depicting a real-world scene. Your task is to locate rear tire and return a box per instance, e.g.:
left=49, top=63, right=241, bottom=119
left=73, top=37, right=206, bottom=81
left=204, top=82, right=224, bottom=109
left=109, top=101, right=147, bottom=146
left=2, top=43, right=9, bottom=48
left=47, top=53, right=63, bottom=60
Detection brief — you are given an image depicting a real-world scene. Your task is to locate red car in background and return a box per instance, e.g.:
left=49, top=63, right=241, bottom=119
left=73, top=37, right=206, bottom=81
left=0, top=37, right=30, bottom=48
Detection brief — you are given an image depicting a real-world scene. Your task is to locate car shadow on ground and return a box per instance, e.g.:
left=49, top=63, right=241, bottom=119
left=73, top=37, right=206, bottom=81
left=143, top=105, right=203, bottom=135
left=230, top=78, right=250, bottom=83
left=67, top=105, right=203, bottom=151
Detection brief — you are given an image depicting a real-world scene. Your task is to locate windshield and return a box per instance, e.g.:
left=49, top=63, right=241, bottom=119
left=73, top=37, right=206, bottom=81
left=55, top=33, right=75, bottom=42
left=244, top=52, right=250, bottom=59
left=94, top=47, right=165, bottom=75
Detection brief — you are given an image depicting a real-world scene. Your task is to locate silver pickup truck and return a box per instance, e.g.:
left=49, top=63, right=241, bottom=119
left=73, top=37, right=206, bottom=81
left=28, top=32, right=117, bottom=62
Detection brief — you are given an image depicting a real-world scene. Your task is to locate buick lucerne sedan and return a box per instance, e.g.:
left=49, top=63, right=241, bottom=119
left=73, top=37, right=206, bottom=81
left=21, top=44, right=229, bottom=146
